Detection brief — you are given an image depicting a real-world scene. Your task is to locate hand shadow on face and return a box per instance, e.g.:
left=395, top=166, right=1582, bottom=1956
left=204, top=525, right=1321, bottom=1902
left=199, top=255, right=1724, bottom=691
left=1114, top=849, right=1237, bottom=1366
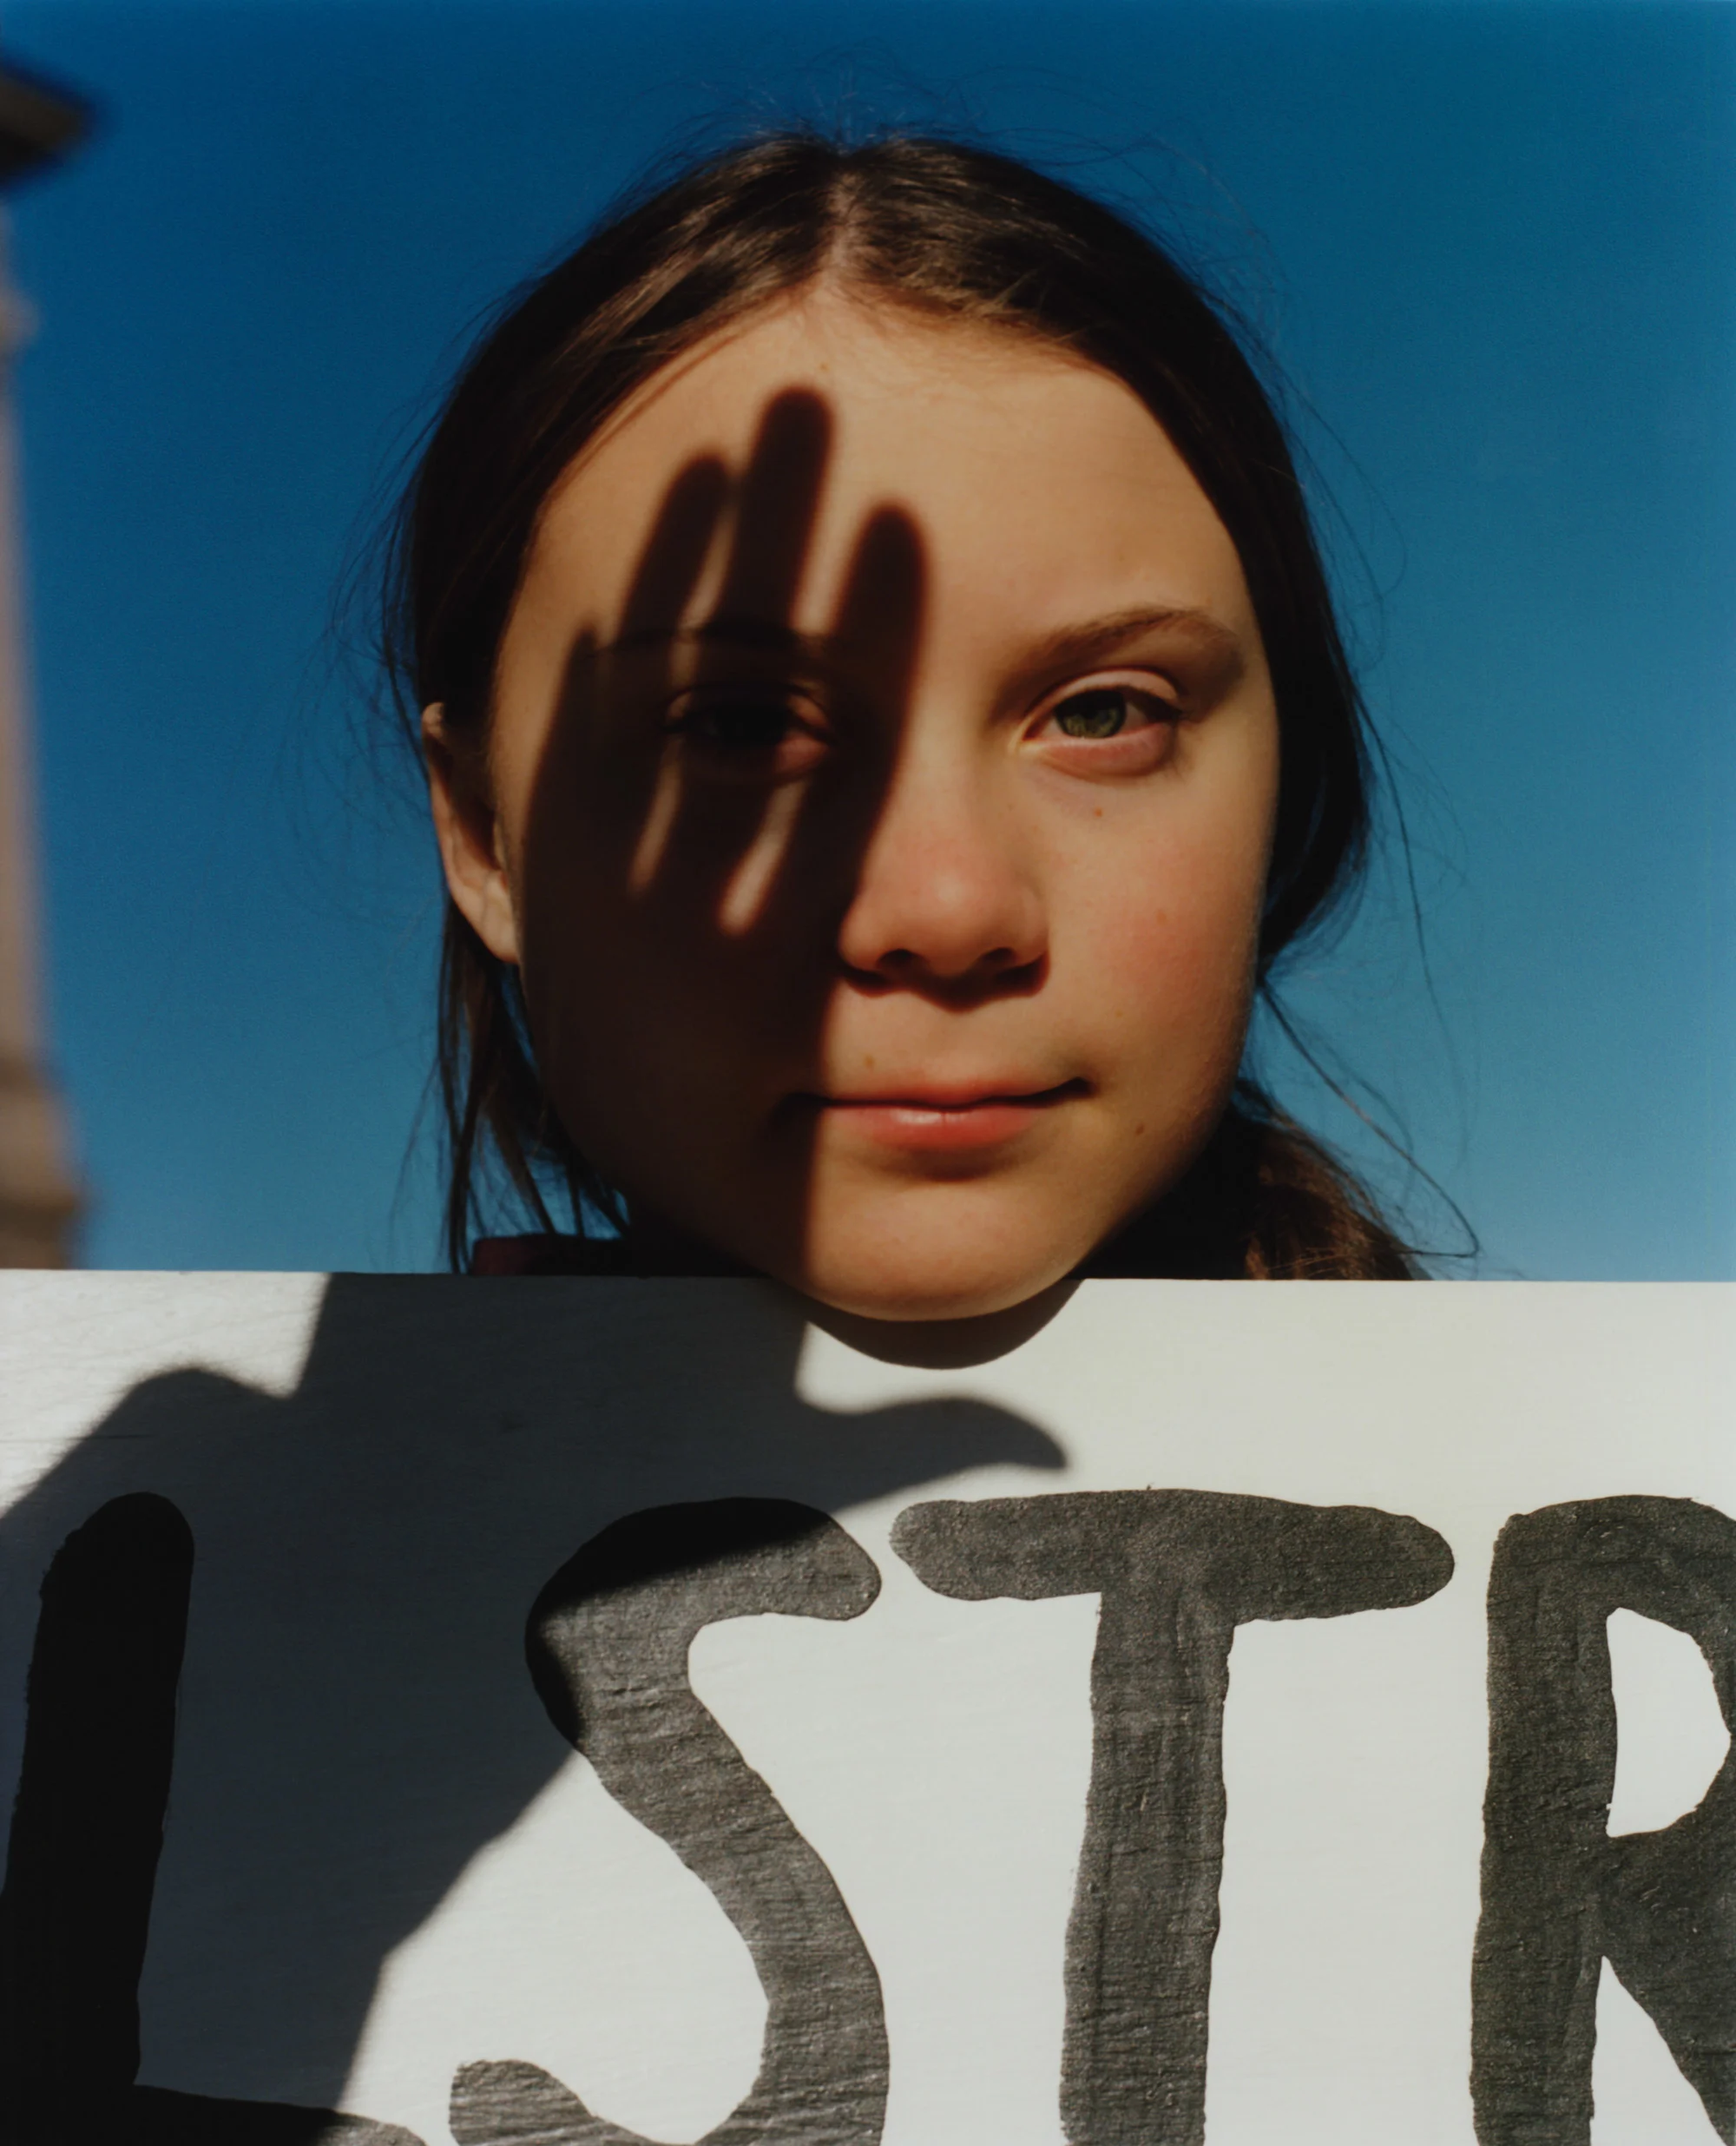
left=518, top=385, right=1050, bottom=1316
left=0, top=1275, right=1066, bottom=2143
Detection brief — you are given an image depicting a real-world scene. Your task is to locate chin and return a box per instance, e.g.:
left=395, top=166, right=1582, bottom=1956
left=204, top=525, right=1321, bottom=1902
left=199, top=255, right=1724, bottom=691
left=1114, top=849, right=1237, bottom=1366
left=786, top=1215, right=1091, bottom=1325
left=805, top=1274, right=1051, bottom=1324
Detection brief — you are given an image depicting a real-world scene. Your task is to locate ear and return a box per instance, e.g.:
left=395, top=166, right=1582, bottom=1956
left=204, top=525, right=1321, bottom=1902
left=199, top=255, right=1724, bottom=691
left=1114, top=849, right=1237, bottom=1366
left=423, top=705, right=523, bottom=965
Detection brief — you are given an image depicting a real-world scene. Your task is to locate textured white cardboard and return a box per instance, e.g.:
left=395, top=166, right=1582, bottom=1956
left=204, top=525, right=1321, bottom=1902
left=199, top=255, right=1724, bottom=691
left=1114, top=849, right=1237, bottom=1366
left=0, top=1275, right=1729, bottom=2145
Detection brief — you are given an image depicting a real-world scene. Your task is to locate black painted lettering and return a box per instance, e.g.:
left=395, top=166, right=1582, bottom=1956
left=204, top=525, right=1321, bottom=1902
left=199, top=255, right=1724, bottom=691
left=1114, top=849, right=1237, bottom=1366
left=0, top=1495, right=422, bottom=2146
left=451, top=1498, right=888, bottom=2146
left=0, top=1493, right=192, bottom=2132
left=1473, top=1496, right=1736, bottom=2144
left=893, top=1488, right=1453, bottom=2146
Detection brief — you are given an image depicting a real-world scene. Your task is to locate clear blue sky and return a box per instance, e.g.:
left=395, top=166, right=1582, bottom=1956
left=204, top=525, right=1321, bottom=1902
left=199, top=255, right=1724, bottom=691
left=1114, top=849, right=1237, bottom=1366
left=5, top=0, right=1733, bottom=1277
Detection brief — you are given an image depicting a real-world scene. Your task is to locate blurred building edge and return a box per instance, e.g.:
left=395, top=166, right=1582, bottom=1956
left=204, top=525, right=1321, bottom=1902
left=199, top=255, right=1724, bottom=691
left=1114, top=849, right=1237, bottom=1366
left=0, top=59, right=89, bottom=1267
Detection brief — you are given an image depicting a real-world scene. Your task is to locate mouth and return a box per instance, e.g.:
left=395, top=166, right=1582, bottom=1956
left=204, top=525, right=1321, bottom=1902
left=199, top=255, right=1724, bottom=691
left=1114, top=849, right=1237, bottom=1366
left=792, top=1078, right=1088, bottom=1154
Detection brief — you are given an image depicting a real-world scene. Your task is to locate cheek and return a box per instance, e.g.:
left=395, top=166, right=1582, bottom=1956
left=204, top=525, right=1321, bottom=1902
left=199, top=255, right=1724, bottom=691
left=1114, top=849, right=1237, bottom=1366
left=512, top=788, right=832, bottom=1131
left=519, top=852, right=727, bottom=1087
left=1065, top=784, right=1272, bottom=1067
left=513, top=715, right=864, bottom=1057
left=510, top=718, right=694, bottom=1023
left=515, top=876, right=746, bottom=1202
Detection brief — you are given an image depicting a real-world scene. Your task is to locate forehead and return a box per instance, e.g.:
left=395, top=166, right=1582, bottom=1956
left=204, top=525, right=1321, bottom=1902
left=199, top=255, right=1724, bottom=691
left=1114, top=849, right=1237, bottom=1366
left=515, top=286, right=1258, bottom=648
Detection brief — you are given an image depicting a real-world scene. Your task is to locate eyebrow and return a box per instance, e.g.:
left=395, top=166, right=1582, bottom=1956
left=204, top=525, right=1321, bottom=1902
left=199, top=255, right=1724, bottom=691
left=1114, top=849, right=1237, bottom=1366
left=1012, top=606, right=1244, bottom=677
left=593, top=605, right=1243, bottom=670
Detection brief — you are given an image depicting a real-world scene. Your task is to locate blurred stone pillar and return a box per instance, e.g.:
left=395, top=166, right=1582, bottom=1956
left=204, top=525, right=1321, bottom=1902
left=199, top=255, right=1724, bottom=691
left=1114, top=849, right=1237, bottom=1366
left=0, top=62, right=87, bottom=1266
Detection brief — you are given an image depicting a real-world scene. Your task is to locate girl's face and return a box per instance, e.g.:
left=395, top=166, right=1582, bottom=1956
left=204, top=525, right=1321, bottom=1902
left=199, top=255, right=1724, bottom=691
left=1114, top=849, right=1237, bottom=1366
left=428, top=286, right=1279, bottom=1319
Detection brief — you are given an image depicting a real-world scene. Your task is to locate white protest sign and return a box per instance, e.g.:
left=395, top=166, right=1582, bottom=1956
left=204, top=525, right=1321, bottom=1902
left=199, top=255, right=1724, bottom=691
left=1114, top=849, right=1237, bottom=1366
left=0, top=1274, right=1730, bottom=2146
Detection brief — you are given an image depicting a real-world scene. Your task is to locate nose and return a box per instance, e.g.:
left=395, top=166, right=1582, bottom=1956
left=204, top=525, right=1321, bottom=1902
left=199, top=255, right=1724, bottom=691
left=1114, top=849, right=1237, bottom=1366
left=835, top=746, right=1048, bottom=991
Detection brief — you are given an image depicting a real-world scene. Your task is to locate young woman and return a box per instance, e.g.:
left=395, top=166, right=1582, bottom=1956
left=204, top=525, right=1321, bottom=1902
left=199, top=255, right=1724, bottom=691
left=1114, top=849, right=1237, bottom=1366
left=385, top=130, right=1416, bottom=1314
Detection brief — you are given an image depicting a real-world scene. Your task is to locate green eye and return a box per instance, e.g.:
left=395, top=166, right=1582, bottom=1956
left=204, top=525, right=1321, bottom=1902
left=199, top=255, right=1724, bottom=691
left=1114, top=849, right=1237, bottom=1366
left=1052, top=688, right=1132, bottom=739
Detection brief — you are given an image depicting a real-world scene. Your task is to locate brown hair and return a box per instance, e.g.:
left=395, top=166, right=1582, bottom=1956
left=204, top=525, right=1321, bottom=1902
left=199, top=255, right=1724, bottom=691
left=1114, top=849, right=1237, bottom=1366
left=379, top=130, right=1416, bottom=1279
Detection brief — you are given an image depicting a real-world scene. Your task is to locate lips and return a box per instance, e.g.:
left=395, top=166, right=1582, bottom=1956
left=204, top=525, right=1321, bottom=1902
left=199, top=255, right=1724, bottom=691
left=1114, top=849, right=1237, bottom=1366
left=795, top=1078, right=1087, bottom=1154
